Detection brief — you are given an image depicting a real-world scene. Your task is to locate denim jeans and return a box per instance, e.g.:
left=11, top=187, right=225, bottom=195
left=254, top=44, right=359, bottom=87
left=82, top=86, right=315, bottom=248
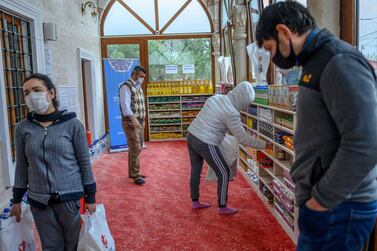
left=297, top=200, right=377, bottom=251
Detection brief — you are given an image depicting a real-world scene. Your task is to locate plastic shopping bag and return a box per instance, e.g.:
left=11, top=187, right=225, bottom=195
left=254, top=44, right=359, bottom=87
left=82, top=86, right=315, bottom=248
left=0, top=202, right=35, bottom=251
left=77, top=204, right=115, bottom=251
left=206, top=134, right=239, bottom=182
left=246, top=42, right=270, bottom=86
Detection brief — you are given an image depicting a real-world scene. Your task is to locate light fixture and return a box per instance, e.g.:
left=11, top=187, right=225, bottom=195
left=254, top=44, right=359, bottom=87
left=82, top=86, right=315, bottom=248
left=81, top=1, right=98, bottom=17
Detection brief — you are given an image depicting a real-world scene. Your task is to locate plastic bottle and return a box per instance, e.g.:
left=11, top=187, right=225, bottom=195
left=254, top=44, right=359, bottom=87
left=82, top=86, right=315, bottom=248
left=171, top=82, right=176, bottom=95
left=183, top=81, right=188, bottom=94
left=179, top=82, right=184, bottom=94
left=167, top=82, right=171, bottom=95
left=163, top=83, right=167, bottom=95
left=175, top=82, right=180, bottom=95
left=158, top=83, right=163, bottom=96
left=154, top=83, right=158, bottom=96
left=199, top=80, right=205, bottom=94
left=168, top=82, right=172, bottom=95
left=208, top=81, right=213, bottom=94
left=188, top=81, right=192, bottom=94
left=170, top=82, right=174, bottom=95
left=150, top=83, right=155, bottom=96
left=194, top=80, right=200, bottom=94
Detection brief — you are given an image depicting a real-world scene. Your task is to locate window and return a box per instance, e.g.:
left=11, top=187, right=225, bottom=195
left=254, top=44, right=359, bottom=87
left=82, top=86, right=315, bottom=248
left=358, top=0, right=377, bottom=71
left=221, top=0, right=230, bottom=28
left=103, top=0, right=212, bottom=36
left=148, top=38, right=212, bottom=81
left=248, top=0, right=262, bottom=43
left=0, top=11, right=33, bottom=161
left=294, top=0, right=307, bottom=7
left=107, top=44, right=140, bottom=59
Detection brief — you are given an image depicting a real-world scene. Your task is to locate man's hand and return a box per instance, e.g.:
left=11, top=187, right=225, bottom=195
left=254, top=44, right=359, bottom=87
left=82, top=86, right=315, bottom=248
left=86, top=203, right=96, bottom=215
left=131, top=117, right=142, bottom=129
left=10, top=203, right=22, bottom=222
left=305, top=197, right=328, bottom=212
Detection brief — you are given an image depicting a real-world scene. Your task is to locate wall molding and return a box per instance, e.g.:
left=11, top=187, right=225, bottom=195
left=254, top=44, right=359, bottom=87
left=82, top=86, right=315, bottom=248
left=78, top=48, right=99, bottom=141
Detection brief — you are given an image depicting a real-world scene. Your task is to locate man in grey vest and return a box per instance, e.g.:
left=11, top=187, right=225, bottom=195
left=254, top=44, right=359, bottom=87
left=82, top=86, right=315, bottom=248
left=119, top=66, right=147, bottom=185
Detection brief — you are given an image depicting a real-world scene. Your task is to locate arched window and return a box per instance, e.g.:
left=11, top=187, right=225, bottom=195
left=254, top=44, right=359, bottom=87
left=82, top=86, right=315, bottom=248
left=101, top=0, right=213, bottom=36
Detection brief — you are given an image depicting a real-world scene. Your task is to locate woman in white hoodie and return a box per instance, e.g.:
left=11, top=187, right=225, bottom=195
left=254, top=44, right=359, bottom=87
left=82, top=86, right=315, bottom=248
left=187, top=81, right=266, bottom=215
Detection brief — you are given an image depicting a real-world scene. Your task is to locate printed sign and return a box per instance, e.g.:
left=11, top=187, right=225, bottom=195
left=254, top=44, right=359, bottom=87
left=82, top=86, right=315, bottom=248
left=182, top=64, right=195, bottom=74
left=103, top=58, right=140, bottom=151
left=165, top=65, right=178, bottom=74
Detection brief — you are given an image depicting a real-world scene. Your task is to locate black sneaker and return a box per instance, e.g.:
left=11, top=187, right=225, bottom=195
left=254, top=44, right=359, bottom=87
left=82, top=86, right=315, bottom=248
left=134, top=178, right=145, bottom=185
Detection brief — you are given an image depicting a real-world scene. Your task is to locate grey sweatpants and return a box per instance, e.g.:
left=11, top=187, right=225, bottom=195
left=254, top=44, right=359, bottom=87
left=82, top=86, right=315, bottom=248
left=30, top=200, right=81, bottom=251
left=187, top=133, right=230, bottom=207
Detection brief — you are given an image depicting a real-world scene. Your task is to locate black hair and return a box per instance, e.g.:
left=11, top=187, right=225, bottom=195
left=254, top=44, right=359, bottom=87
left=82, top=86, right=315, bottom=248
left=23, top=73, right=60, bottom=109
left=132, top=66, right=146, bottom=76
left=256, top=2, right=316, bottom=46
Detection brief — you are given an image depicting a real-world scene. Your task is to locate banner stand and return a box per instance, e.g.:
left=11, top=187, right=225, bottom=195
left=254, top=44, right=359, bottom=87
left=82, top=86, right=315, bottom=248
left=103, top=58, right=140, bottom=152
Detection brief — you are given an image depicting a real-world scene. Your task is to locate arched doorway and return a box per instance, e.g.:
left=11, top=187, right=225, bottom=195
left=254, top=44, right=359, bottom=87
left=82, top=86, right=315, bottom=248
left=100, top=0, right=214, bottom=144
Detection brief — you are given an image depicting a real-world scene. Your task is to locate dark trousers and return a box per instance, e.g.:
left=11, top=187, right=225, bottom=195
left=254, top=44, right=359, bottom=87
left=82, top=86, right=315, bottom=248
left=187, top=133, right=230, bottom=207
left=297, top=200, right=377, bottom=251
left=30, top=200, right=81, bottom=251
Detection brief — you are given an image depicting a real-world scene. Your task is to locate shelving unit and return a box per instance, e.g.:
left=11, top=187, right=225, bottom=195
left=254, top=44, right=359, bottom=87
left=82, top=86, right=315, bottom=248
left=238, top=102, right=298, bottom=243
left=147, top=94, right=212, bottom=141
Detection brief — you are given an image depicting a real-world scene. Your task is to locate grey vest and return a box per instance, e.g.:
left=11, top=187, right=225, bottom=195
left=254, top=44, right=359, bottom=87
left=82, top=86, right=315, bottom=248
left=119, top=80, right=146, bottom=120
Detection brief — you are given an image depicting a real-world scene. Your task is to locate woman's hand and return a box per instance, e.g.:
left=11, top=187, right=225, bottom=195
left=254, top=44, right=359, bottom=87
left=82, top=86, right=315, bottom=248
left=86, top=203, right=96, bottom=215
left=10, top=203, right=22, bottom=222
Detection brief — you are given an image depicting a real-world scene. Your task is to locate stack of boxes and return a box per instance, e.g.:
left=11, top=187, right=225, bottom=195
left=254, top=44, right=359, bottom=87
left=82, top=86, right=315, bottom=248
left=268, top=85, right=299, bottom=111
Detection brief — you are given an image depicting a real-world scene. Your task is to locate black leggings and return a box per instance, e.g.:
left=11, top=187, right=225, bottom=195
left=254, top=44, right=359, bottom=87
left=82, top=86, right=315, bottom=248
left=187, top=133, right=230, bottom=207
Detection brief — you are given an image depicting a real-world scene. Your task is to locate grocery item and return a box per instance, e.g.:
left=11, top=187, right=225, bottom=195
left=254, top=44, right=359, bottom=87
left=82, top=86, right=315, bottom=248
left=254, top=86, right=269, bottom=105
left=278, top=149, right=286, bottom=160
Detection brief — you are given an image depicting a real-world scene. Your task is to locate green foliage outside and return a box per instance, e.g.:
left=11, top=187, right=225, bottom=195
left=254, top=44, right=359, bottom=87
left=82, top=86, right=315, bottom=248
left=107, top=44, right=140, bottom=59
left=107, top=38, right=212, bottom=81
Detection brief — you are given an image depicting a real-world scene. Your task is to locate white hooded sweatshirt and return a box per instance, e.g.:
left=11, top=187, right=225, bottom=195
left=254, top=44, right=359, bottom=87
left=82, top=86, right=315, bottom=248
left=188, top=81, right=266, bottom=149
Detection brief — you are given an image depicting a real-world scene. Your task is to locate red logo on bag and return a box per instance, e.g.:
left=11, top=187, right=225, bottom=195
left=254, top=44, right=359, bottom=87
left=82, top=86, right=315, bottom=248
left=18, top=241, right=26, bottom=251
left=102, top=234, right=108, bottom=248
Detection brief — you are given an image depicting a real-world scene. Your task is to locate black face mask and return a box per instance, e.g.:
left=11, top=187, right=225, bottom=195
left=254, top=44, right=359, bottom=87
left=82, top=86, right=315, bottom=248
left=272, top=39, right=297, bottom=69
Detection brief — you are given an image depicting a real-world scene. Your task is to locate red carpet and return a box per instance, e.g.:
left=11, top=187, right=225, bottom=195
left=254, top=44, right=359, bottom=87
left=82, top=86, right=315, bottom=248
left=93, top=141, right=295, bottom=251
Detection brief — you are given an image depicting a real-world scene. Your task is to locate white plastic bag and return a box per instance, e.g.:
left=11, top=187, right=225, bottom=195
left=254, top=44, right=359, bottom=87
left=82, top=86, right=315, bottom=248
left=77, top=204, right=115, bottom=251
left=0, top=203, right=35, bottom=251
left=206, top=134, right=239, bottom=182
left=217, top=56, right=233, bottom=85
left=246, top=42, right=270, bottom=85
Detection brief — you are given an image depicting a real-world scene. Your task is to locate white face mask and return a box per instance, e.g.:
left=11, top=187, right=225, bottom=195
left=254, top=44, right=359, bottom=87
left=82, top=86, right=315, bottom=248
left=136, top=77, right=144, bottom=85
left=25, top=91, right=51, bottom=114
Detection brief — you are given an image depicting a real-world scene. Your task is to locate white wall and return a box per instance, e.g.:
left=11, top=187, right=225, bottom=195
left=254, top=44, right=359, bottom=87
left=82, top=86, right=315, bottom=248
left=25, top=0, right=106, bottom=139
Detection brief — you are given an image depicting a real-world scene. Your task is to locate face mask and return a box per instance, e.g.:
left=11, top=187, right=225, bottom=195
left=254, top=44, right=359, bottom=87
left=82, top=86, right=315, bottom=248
left=25, top=91, right=51, bottom=114
left=136, top=77, right=144, bottom=85
left=272, top=39, right=297, bottom=69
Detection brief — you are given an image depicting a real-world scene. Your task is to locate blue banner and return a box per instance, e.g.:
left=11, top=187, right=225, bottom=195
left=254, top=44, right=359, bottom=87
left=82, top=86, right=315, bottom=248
left=103, top=58, right=140, bottom=151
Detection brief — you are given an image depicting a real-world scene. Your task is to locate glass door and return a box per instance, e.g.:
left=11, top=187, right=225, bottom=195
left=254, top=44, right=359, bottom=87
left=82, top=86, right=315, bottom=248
left=102, top=39, right=149, bottom=146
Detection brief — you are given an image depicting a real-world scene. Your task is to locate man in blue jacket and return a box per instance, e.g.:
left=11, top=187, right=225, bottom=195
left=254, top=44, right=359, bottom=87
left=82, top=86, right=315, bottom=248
left=256, top=2, right=377, bottom=250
